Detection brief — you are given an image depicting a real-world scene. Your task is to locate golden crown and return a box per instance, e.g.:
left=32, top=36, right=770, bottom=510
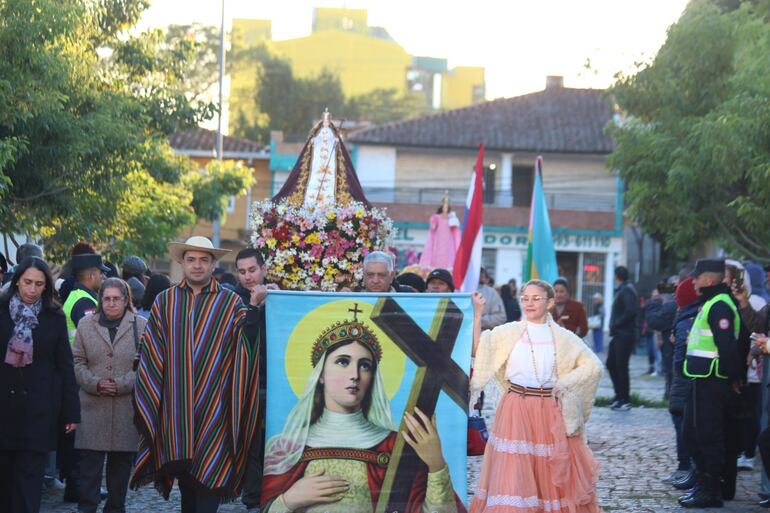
left=311, top=319, right=382, bottom=367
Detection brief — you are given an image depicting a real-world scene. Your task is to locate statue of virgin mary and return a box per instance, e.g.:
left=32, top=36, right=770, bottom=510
left=272, top=111, right=371, bottom=210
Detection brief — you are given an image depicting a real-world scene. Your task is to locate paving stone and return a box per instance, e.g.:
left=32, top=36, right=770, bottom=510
left=39, top=354, right=766, bottom=512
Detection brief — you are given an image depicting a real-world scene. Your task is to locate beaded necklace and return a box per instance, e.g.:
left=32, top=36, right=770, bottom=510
left=523, top=320, right=558, bottom=388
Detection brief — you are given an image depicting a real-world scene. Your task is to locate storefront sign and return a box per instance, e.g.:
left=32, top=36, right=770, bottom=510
left=394, top=227, right=615, bottom=252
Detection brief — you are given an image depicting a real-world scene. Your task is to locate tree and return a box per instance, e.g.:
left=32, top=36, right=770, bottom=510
left=346, top=88, right=428, bottom=125
left=163, top=23, right=222, bottom=105
left=608, top=0, right=770, bottom=260
left=0, top=0, right=246, bottom=262
left=228, top=45, right=426, bottom=142
left=230, top=45, right=349, bottom=142
left=189, top=160, right=255, bottom=225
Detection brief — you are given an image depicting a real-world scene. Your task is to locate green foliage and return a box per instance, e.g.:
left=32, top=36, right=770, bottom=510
left=232, top=45, right=349, bottom=142
left=189, top=160, right=255, bottom=223
left=608, top=0, right=770, bottom=259
left=163, top=23, right=221, bottom=104
left=0, top=0, right=239, bottom=262
left=346, top=88, right=428, bottom=125
left=229, top=44, right=424, bottom=142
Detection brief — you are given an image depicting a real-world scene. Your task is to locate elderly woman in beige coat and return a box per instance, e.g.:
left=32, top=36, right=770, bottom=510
left=72, top=277, right=146, bottom=513
left=469, top=279, right=604, bottom=513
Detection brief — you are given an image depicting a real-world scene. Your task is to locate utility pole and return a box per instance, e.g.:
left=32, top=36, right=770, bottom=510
left=213, top=0, right=226, bottom=247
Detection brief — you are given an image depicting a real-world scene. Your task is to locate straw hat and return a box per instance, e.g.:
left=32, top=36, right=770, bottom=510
left=168, top=236, right=230, bottom=263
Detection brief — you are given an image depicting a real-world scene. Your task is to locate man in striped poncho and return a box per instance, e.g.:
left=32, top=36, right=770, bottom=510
left=130, top=236, right=264, bottom=513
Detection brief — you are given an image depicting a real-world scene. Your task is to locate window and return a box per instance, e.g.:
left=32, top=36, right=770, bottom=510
left=512, top=165, right=534, bottom=207
left=483, top=164, right=496, bottom=204
left=482, top=248, right=497, bottom=285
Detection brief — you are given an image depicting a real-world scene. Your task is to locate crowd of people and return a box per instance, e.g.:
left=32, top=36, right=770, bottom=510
left=4, top=233, right=769, bottom=512
left=601, top=257, right=770, bottom=509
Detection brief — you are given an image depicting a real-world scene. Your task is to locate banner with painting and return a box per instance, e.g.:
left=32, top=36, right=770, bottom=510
left=262, top=291, right=472, bottom=513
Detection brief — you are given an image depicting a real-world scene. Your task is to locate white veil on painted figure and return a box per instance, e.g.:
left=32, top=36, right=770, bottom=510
left=263, top=332, right=397, bottom=476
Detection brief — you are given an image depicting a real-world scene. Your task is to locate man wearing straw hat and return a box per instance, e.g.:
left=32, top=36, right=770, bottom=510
left=130, top=236, right=264, bottom=513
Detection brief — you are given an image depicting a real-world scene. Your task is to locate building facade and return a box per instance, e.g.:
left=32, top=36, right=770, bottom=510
left=258, top=77, right=624, bottom=309
left=229, top=7, right=485, bottom=133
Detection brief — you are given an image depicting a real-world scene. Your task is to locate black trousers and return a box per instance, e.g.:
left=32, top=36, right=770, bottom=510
left=606, top=335, right=635, bottom=403
left=742, top=382, right=762, bottom=458
left=241, top=390, right=266, bottom=508
left=179, top=482, right=219, bottom=513
left=682, top=377, right=730, bottom=477
left=77, top=450, right=134, bottom=513
left=57, top=430, right=80, bottom=491
left=0, top=449, right=47, bottom=513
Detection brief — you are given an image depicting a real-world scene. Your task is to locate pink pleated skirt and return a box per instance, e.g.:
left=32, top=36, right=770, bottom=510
left=469, top=391, right=602, bottom=513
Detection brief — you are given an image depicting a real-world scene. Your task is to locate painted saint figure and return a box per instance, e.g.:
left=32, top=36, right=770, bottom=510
left=262, top=310, right=465, bottom=513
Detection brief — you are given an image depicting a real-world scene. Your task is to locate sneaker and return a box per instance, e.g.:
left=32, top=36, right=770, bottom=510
left=608, top=399, right=621, bottom=409
left=611, top=401, right=632, bottom=411
left=663, top=469, right=691, bottom=484
left=737, top=456, right=754, bottom=471
left=43, top=477, right=66, bottom=490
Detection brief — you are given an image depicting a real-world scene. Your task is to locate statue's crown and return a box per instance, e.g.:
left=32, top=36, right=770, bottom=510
left=312, top=319, right=382, bottom=367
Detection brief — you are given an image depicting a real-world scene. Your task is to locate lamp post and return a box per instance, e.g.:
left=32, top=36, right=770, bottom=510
left=212, top=0, right=226, bottom=247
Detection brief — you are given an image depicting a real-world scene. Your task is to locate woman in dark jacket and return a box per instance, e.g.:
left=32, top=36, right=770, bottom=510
left=663, top=277, right=700, bottom=488
left=0, top=258, right=80, bottom=513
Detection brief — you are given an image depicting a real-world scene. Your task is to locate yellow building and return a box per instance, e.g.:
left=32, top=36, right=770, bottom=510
left=313, top=7, right=368, bottom=34
left=441, top=66, right=486, bottom=110
left=272, top=31, right=411, bottom=97
left=228, top=7, right=485, bottom=133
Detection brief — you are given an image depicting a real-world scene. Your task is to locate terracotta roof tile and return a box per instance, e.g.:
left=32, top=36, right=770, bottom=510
left=169, top=127, right=261, bottom=154
left=349, top=87, right=614, bottom=154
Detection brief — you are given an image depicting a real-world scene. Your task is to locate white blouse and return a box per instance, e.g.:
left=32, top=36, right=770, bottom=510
left=505, top=321, right=557, bottom=388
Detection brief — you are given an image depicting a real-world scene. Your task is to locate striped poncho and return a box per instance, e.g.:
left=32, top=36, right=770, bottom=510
left=130, top=279, right=260, bottom=499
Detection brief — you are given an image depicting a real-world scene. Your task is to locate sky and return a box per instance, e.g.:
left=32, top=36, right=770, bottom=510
left=139, top=0, right=690, bottom=100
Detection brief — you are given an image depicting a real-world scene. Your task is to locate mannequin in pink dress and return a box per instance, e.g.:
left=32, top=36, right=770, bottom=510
left=419, top=197, right=461, bottom=270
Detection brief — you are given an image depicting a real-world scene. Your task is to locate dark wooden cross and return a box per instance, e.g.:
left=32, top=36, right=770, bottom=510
left=348, top=303, right=363, bottom=321
left=369, top=296, right=468, bottom=513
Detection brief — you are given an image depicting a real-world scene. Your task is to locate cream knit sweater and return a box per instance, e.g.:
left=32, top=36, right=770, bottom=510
left=471, top=318, right=603, bottom=436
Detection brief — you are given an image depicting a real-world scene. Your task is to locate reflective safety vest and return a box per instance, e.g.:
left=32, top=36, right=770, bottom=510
left=62, top=288, right=97, bottom=345
left=684, top=293, right=740, bottom=379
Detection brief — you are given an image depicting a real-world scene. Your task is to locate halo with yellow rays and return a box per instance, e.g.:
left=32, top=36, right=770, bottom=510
left=285, top=299, right=406, bottom=399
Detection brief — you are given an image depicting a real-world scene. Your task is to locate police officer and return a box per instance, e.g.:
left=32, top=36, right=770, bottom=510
left=59, top=252, right=108, bottom=502
left=62, top=253, right=108, bottom=344
left=679, top=259, right=743, bottom=508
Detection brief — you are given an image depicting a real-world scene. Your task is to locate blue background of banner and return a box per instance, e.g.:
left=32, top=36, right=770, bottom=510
left=264, top=290, right=473, bottom=503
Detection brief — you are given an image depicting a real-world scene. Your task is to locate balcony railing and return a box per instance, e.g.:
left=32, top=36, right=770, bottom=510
left=363, top=187, right=617, bottom=212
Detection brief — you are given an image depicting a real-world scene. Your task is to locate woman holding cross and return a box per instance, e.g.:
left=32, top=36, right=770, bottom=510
left=470, top=279, right=604, bottom=513
left=261, top=310, right=466, bottom=513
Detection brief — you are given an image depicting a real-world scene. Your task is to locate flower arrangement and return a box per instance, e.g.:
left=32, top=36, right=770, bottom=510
left=249, top=200, right=395, bottom=291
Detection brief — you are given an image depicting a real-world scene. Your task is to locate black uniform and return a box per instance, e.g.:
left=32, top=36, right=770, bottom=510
left=680, top=283, right=748, bottom=506
left=235, top=285, right=267, bottom=509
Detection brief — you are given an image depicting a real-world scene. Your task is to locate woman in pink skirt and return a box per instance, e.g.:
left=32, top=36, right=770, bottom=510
left=470, top=279, right=603, bottom=513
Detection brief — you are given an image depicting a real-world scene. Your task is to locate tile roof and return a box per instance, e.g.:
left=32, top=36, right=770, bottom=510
left=348, top=87, right=615, bottom=154
left=169, top=128, right=262, bottom=154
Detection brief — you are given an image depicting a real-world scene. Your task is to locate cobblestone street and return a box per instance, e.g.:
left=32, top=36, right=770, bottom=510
left=40, top=354, right=766, bottom=512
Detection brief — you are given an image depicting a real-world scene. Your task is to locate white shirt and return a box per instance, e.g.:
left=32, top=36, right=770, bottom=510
left=505, top=321, right=557, bottom=388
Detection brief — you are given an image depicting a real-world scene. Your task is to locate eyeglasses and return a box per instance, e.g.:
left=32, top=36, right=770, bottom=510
left=101, top=297, right=126, bottom=304
left=519, top=295, right=547, bottom=303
